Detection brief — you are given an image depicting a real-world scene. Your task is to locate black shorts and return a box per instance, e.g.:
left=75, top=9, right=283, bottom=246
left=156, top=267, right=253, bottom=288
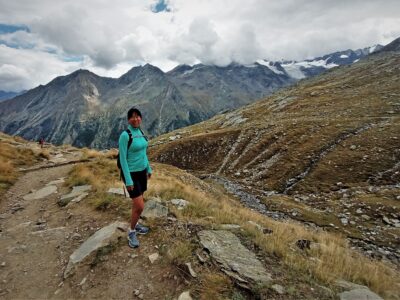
left=121, top=169, right=148, bottom=198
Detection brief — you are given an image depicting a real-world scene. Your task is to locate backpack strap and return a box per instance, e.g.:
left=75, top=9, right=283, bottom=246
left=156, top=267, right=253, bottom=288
left=138, top=127, right=148, bottom=141
left=126, top=129, right=133, bottom=149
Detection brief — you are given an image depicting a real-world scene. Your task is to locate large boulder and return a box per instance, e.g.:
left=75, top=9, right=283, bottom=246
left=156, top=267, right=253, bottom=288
left=141, top=198, right=168, bottom=219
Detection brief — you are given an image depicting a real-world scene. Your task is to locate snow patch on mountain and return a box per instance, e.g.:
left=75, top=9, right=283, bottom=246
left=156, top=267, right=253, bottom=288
left=280, top=62, right=306, bottom=79
left=256, top=60, right=285, bottom=75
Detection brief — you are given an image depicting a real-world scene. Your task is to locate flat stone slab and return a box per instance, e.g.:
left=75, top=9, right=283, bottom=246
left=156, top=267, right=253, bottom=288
left=338, top=289, right=383, bottom=300
left=64, top=221, right=128, bottom=278
left=61, top=185, right=92, bottom=201
left=65, top=192, right=90, bottom=207
left=23, top=185, right=57, bottom=200
left=107, top=187, right=129, bottom=198
left=141, top=199, right=168, bottom=219
left=198, top=230, right=272, bottom=284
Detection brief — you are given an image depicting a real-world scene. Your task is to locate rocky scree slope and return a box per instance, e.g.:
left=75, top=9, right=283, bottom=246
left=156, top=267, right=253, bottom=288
left=149, top=50, right=400, bottom=264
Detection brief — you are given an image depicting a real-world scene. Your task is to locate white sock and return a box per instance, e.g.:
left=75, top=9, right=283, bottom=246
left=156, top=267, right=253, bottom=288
left=129, top=228, right=136, bottom=234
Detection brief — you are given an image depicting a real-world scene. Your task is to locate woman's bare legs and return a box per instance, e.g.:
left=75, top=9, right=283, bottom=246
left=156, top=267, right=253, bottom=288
left=130, top=194, right=144, bottom=230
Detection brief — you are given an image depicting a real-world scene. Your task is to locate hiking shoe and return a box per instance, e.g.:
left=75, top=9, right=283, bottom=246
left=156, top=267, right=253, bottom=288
left=135, top=223, right=149, bottom=235
left=128, top=231, right=139, bottom=248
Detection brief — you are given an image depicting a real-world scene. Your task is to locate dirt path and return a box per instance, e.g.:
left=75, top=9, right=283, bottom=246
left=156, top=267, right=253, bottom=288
left=0, top=163, right=179, bottom=299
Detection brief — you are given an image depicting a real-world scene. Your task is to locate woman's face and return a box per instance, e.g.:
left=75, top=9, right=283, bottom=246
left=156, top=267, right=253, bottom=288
left=129, top=113, right=142, bottom=127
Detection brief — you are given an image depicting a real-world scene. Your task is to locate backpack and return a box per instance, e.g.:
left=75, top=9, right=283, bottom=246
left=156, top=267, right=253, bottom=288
left=117, top=128, right=148, bottom=169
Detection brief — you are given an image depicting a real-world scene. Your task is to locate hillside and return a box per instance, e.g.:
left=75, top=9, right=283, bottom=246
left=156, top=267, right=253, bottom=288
left=1, top=134, right=399, bottom=299
left=149, top=50, right=400, bottom=267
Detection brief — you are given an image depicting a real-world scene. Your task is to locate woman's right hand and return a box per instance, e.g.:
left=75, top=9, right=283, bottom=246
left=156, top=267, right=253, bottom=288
left=127, top=185, right=134, bottom=191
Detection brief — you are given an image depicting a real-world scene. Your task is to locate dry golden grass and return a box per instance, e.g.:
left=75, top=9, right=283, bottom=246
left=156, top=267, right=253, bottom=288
left=65, top=157, right=120, bottom=190
left=38, top=149, right=50, bottom=160
left=194, top=272, right=233, bottom=300
left=166, top=240, right=194, bottom=267
left=81, top=147, right=104, bottom=159
left=65, top=157, right=130, bottom=215
left=0, top=137, right=41, bottom=195
left=89, top=192, right=130, bottom=218
left=104, top=148, right=118, bottom=159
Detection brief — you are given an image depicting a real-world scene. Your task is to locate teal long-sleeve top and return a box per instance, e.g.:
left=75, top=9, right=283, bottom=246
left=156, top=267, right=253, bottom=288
left=118, top=124, right=152, bottom=187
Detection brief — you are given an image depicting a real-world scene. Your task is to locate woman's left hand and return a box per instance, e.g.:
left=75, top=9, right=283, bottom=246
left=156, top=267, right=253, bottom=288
left=147, top=173, right=152, bottom=179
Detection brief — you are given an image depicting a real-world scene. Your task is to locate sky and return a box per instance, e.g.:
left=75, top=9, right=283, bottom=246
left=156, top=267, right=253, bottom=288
left=0, top=0, right=399, bottom=92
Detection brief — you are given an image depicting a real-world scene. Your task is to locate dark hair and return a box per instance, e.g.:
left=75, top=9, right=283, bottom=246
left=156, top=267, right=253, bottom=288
left=127, top=107, right=142, bottom=120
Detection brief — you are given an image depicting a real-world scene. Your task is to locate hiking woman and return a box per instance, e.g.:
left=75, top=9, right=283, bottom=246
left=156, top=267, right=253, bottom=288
left=118, top=107, right=152, bottom=248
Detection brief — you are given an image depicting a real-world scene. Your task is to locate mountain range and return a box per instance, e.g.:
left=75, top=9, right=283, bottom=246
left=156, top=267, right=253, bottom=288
left=0, top=44, right=383, bottom=148
left=0, top=90, right=24, bottom=102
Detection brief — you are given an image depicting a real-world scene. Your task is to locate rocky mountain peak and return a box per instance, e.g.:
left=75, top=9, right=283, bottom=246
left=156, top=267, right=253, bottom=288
left=119, top=64, right=165, bottom=84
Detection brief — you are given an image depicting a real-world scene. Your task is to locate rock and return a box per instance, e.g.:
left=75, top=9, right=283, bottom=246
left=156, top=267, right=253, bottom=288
left=220, top=224, right=241, bottom=230
left=185, top=262, right=197, bottom=278
left=296, top=239, right=311, bottom=250
left=382, top=216, right=392, bottom=225
left=78, top=277, right=87, bottom=286
left=1, top=262, right=5, bottom=267
left=338, top=289, right=383, bottom=300
left=10, top=204, right=24, bottom=213
left=46, top=178, right=65, bottom=186
left=196, top=253, right=207, bottom=263
left=350, top=145, right=357, bottom=150
left=356, top=208, right=363, bottom=214
left=169, top=135, right=181, bottom=141
left=271, top=284, right=284, bottom=295
left=170, top=198, right=189, bottom=210
left=142, top=199, right=168, bottom=219
left=334, top=279, right=369, bottom=290
left=361, top=214, right=370, bottom=221
left=148, top=253, right=159, bottom=264
left=64, top=221, right=128, bottom=278
left=134, top=289, right=140, bottom=296
left=178, top=291, right=192, bottom=300
left=23, top=185, right=57, bottom=200
left=60, top=185, right=92, bottom=202
left=340, top=217, right=349, bottom=226
left=72, top=233, right=82, bottom=240
left=107, top=187, right=130, bottom=198
left=65, top=192, right=90, bottom=206
left=198, top=230, right=272, bottom=284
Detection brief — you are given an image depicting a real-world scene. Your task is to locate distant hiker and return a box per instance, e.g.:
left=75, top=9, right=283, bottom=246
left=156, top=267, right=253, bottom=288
left=39, top=137, right=45, bottom=148
left=118, top=107, right=152, bottom=248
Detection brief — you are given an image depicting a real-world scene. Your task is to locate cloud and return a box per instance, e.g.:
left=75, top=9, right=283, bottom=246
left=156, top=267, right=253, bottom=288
left=0, top=0, right=399, bottom=91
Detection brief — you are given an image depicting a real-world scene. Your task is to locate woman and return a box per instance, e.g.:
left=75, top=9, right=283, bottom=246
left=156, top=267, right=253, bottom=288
left=119, top=107, right=152, bottom=248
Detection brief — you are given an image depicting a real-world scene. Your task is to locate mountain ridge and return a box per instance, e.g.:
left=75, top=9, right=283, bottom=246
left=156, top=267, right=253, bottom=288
left=0, top=43, right=386, bottom=148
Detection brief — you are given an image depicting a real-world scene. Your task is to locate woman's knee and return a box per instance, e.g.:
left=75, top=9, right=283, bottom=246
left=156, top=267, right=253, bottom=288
left=132, top=196, right=144, bottom=213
